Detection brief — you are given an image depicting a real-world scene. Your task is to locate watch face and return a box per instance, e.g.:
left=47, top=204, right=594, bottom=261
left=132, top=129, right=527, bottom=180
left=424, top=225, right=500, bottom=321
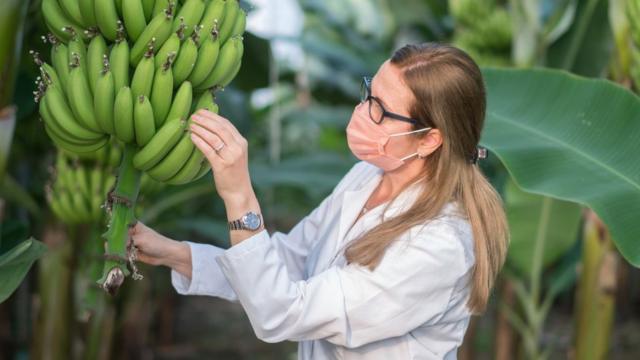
left=242, top=212, right=261, bottom=230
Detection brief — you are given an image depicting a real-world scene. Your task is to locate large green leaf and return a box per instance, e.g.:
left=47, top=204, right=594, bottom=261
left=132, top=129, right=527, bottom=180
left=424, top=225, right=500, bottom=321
left=0, top=237, right=47, bottom=303
left=480, top=67, right=640, bottom=266
left=505, top=178, right=582, bottom=277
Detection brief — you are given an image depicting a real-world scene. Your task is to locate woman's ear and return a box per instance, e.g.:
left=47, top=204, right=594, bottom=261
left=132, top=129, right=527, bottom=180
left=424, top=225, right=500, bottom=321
left=417, top=128, right=443, bottom=156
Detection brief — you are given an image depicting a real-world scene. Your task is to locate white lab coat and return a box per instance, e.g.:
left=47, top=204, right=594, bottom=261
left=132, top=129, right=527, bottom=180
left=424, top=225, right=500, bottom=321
left=171, top=161, right=476, bottom=359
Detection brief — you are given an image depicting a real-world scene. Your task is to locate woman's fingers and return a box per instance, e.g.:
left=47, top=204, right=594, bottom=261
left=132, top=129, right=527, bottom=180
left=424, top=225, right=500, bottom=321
left=191, top=113, right=239, bottom=147
left=190, top=131, right=225, bottom=170
left=196, top=109, right=244, bottom=142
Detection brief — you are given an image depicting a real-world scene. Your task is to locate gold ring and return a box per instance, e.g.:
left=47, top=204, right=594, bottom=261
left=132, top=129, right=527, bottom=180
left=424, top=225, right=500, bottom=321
left=214, top=143, right=225, bottom=152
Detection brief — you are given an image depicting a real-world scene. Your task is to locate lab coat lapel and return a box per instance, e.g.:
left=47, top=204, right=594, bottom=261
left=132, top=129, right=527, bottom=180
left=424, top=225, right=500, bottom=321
left=336, top=169, right=384, bottom=248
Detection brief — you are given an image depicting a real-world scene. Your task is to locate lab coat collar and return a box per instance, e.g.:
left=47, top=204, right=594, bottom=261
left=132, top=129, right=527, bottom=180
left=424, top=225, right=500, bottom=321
left=336, top=166, right=427, bottom=247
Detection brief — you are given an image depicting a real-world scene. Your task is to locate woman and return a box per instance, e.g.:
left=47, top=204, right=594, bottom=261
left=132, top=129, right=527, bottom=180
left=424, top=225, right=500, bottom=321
left=129, top=42, right=509, bottom=359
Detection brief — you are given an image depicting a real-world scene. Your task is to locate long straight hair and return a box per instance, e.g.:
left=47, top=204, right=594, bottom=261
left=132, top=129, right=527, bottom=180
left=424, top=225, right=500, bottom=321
left=344, top=42, right=509, bottom=314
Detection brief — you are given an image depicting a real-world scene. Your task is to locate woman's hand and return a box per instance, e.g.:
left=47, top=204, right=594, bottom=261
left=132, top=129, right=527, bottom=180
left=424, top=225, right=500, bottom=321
left=189, top=109, right=252, bottom=203
left=128, top=221, right=192, bottom=279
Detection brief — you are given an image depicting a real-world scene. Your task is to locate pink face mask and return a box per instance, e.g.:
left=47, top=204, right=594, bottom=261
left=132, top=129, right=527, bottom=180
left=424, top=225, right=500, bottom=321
left=346, top=103, right=432, bottom=171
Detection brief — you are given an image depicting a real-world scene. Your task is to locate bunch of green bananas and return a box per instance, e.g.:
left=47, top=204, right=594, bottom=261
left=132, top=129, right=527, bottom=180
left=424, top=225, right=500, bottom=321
left=46, top=150, right=117, bottom=224
left=448, top=0, right=512, bottom=67
left=37, top=0, right=246, bottom=185
left=46, top=144, right=167, bottom=225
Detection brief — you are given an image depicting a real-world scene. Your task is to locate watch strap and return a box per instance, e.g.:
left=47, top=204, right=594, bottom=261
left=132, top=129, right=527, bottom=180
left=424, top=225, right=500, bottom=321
left=228, top=219, right=244, bottom=230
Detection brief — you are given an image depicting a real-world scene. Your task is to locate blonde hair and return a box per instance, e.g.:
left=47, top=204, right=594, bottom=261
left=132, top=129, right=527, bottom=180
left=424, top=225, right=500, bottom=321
left=344, top=42, right=510, bottom=314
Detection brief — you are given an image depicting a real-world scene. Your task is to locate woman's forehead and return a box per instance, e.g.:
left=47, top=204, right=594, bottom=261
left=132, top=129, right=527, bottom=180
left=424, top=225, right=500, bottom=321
left=372, top=61, right=413, bottom=112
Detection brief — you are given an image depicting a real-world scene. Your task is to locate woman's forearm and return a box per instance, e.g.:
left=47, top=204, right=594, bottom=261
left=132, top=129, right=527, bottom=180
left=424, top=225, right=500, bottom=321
left=164, top=240, right=193, bottom=280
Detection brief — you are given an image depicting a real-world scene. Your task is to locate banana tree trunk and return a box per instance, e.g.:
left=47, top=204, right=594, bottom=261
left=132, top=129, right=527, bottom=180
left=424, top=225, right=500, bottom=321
left=572, top=208, right=617, bottom=360
left=495, top=277, right=518, bottom=360
left=459, top=314, right=478, bottom=360
left=31, top=222, right=75, bottom=360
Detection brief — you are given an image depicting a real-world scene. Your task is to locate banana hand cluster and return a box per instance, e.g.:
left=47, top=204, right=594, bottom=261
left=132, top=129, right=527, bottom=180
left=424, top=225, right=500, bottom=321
left=46, top=150, right=117, bottom=224
left=38, top=0, right=246, bottom=186
left=46, top=144, right=167, bottom=224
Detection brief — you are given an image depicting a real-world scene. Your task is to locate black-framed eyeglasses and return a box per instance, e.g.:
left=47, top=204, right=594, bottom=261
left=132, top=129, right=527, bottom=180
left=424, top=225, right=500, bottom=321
left=360, top=76, right=420, bottom=125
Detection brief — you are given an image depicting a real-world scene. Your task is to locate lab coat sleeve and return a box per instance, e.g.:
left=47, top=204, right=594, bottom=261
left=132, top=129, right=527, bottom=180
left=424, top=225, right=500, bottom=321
left=170, top=161, right=365, bottom=299
left=215, top=217, right=472, bottom=348
left=170, top=192, right=335, bottom=299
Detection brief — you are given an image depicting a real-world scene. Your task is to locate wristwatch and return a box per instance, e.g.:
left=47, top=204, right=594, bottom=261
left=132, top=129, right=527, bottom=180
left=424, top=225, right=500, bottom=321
left=228, top=211, right=262, bottom=231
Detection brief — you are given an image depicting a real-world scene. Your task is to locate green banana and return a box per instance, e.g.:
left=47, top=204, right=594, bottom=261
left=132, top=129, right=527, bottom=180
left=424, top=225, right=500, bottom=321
left=147, top=132, right=195, bottom=181
left=198, top=0, right=225, bottom=43
left=89, top=165, right=105, bottom=218
left=94, top=56, right=116, bottom=134
left=193, top=161, right=211, bottom=181
left=41, top=0, right=84, bottom=43
left=172, top=0, right=206, bottom=37
left=230, top=8, right=247, bottom=38
left=47, top=190, right=69, bottom=222
left=114, top=86, right=135, bottom=143
left=154, top=23, right=184, bottom=68
left=50, top=39, right=70, bottom=93
left=217, top=52, right=242, bottom=88
left=109, top=32, right=130, bottom=90
left=153, top=0, right=170, bottom=17
left=134, top=95, right=156, bottom=146
left=164, top=81, right=193, bottom=125
left=87, top=35, right=108, bottom=95
left=66, top=29, right=88, bottom=74
left=44, top=124, right=109, bottom=153
left=94, top=145, right=108, bottom=164
left=41, top=92, right=99, bottom=145
left=172, top=29, right=199, bottom=84
left=218, top=0, right=240, bottom=44
left=44, top=84, right=105, bottom=141
left=130, top=3, right=176, bottom=66
left=78, top=0, right=97, bottom=27
left=38, top=64, right=63, bottom=99
left=150, top=53, right=176, bottom=128
left=31, top=50, right=63, bottom=94
left=131, top=46, right=156, bottom=98
left=54, top=190, right=79, bottom=222
left=188, top=27, right=220, bottom=87
left=165, top=150, right=205, bottom=185
left=94, top=0, right=121, bottom=41
left=59, top=0, right=86, bottom=27
left=70, top=187, right=91, bottom=218
left=75, top=165, right=91, bottom=200
left=123, top=0, right=147, bottom=41
left=142, top=0, right=156, bottom=21
left=193, top=89, right=219, bottom=113
left=132, top=117, right=188, bottom=170
left=67, top=54, right=102, bottom=132
left=114, top=0, right=123, bottom=16
left=195, top=35, right=243, bottom=90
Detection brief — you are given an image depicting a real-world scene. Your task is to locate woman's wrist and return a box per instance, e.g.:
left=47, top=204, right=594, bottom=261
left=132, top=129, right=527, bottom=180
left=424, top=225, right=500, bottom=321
left=164, top=239, right=192, bottom=280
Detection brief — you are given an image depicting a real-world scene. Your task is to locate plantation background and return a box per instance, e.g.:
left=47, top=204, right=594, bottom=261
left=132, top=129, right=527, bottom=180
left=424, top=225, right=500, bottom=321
left=2, top=0, right=640, bottom=359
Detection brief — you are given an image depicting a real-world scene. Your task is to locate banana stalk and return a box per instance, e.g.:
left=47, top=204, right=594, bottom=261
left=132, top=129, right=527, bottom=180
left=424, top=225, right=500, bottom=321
left=97, top=143, right=143, bottom=295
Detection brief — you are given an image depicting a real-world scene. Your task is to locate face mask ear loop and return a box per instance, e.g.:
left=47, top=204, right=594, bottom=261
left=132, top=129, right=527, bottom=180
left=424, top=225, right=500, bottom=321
left=388, top=127, right=432, bottom=137
left=399, top=152, right=419, bottom=161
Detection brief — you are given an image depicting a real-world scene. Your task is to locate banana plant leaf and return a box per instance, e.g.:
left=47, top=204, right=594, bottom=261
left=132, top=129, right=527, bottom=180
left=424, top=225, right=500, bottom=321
left=480, top=66, right=640, bottom=266
left=504, top=177, right=582, bottom=277
left=0, top=237, right=47, bottom=303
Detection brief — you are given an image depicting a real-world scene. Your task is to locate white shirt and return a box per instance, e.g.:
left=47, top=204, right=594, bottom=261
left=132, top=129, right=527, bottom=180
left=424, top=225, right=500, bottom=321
left=171, top=161, right=476, bottom=359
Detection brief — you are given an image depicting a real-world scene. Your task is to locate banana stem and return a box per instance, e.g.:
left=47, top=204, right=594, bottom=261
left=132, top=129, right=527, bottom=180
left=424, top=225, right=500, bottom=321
left=97, top=142, right=142, bottom=295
